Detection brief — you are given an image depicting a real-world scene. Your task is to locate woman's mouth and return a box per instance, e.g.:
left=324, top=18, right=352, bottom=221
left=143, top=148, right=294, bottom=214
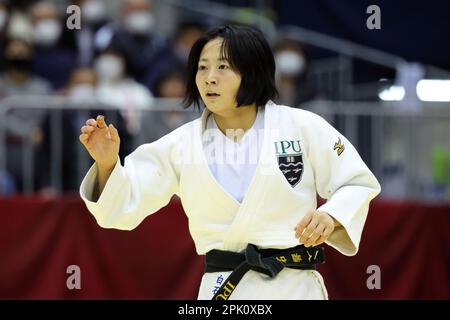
left=206, top=92, right=220, bottom=99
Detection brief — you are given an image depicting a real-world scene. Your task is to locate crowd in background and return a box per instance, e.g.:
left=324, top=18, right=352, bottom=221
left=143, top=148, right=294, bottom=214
left=0, top=0, right=317, bottom=196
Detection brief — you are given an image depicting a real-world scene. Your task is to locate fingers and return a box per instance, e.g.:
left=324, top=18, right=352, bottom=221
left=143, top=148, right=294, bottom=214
left=304, top=224, right=325, bottom=247
left=295, top=210, right=336, bottom=247
left=298, top=217, right=318, bottom=245
left=79, top=126, right=93, bottom=145
left=85, top=118, right=97, bottom=127
left=108, top=123, right=120, bottom=142
left=80, top=115, right=115, bottom=143
left=84, top=115, right=106, bottom=128
left=79, top=133, right=89, bottom=145
left=314, top=227, right=333, bottom=246
left=96, top=115, right=107, bottom=128
left=294, top=210, right=313, bottom=238
left=80, top=125, right=95, bottom=134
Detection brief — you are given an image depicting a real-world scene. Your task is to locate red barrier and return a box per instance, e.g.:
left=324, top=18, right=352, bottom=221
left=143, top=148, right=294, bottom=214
left=1, top=196, right=449, bottom=299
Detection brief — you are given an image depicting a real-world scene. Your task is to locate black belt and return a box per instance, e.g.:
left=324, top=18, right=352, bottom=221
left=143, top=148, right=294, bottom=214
left=205, top=244, right=325, bottom=300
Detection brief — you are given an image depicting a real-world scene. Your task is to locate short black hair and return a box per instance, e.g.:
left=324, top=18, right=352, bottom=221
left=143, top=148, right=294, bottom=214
left=183, top=25, right=278, bottom=110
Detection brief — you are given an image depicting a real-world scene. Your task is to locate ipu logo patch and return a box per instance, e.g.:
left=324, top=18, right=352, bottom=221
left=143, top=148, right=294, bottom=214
left=274, top=140, right=304, bottom=187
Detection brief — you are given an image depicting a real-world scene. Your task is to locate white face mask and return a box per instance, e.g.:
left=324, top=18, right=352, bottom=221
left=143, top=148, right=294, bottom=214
left=94, top=54, right=125, bottom=82
left=275, top=51, right=306, bottom=77
left=69, top=84, right=96, bottom=104
left=7, top=12, right=33, bottom=40
left=33, top=20, right=62, bottom=46
left=82, top=0, right=106, bottom=24
left=0, top=10, right=7, bottom=30
left=124, top=12, right=154, bottom=35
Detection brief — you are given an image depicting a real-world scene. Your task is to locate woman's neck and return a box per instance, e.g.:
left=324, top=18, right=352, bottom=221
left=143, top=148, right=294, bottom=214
left=212, top=104, right=257, bottom=138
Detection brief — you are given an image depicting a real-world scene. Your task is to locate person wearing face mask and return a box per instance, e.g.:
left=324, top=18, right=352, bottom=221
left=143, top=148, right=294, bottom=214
left=0, top=37, right=52, bottom=193
left=37, top=68, right=98, bottom=195
left=142, top=21, right=207, bottom=94
left=273, top=38, right=317, bottom=107
left=30, top=1, right=76, bottom=90
left=107, top=0, right=169, bottom=90
left=141, top=68, right=197, bottom=143
left=94, top=46, right=154, bottom=141
left=81, top=0, right=107, bottom=26
left=65, top=0, right=110, bottom=67
left=122, top=2, right=154, bottom=36
left=65, top=67, right=98, bottom=106
left=36, top=67, right=132, bottom=192
left=3, top=0, right=33, bottom=43
left=0, top=37, right=51, bottom=99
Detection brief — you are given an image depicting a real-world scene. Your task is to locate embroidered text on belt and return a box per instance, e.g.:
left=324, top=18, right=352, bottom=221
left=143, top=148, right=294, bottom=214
left=205, top=244, right=325, bottom=300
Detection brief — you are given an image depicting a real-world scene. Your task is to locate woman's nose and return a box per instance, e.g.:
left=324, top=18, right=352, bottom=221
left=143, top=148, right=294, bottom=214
left=205, top=71, right=217, bottom=85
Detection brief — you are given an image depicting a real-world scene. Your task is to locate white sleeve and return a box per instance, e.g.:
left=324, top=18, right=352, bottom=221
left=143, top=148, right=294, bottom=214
left=306, top=112, right=381, bottom=256
left=79, top=130, right=181, bottom=230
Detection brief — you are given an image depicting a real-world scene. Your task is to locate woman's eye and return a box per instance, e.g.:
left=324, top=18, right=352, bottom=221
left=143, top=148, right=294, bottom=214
left=219, top=65, right=229, bottom=69
left=198, top=65, right=207, bottom=70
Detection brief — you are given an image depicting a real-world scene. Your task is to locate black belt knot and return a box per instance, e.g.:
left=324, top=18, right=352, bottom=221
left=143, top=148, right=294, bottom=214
left=244, top=244, right=284, bottom=277
left=205, top=243, right=325, bottom=300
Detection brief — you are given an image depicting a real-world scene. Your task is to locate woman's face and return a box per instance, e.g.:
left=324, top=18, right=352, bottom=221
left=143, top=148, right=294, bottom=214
left=195, top=38, right=242, bottom=115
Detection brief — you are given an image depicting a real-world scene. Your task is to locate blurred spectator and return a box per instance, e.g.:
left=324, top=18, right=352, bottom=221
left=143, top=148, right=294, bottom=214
left=0, top=37, right=51, bottom=97
left=30, top=1, right=77, bottom=89
left=94, top=44, right=154, bottom=136
left=142, top=21, right=206, bottom=93
left=154, top=69, right=186, bottom=98
left=171, top=22, right=206, bottom=67
left=31, top=1, right=61, bottom=47
left=141, top=68, right=196, bottom=142
left=66, top=66, right=134, bottom=169
left=272, top=38, right=316, bottom=107
left=40, top=66, right=134, bottom=192
left=0, top=37, right=52, bottom=192
left=3, top=0, right=33, bottom=42
left=72, top=0, right=110, bottom=66
left=40, top=67, right=97, bottom=194
left=64, top=66, right=98, bottom=125
left=105, top=0, right=170, bottom=91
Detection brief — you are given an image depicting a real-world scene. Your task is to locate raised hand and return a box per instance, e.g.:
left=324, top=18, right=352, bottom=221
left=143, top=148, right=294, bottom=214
left=79, top=115, right=120, bottom=170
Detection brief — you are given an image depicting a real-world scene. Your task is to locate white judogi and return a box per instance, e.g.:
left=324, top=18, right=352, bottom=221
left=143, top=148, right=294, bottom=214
left=80, top=100, right=381, bottom=300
